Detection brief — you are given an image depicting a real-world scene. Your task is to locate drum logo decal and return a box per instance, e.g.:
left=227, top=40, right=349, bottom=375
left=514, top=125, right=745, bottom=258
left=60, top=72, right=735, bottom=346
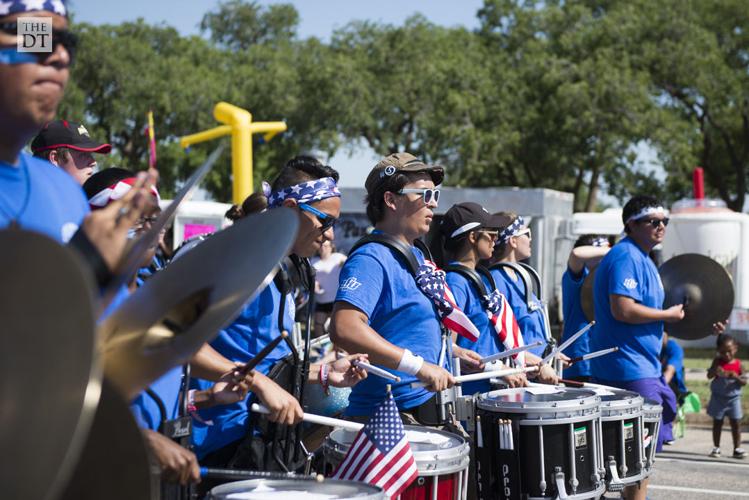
left=624, top=422, right=634, bottom=440
left=501, top=464, right=512, bottom=498
left=574, top=426, right=587, bottom=448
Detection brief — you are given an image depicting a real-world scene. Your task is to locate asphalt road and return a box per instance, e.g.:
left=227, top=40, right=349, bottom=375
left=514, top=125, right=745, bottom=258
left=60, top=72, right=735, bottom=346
left=604, top=427, right=749, bottom=499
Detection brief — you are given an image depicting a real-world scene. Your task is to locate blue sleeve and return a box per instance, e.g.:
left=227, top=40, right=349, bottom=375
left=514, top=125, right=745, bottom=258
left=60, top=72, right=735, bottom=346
left=608, top=255, right=643, bottom=302
left=335, top=251, right=385, bottom=317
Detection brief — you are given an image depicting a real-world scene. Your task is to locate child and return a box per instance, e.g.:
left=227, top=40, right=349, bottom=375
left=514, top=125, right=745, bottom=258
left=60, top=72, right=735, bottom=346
left=707, top=334, right=746, bottom=458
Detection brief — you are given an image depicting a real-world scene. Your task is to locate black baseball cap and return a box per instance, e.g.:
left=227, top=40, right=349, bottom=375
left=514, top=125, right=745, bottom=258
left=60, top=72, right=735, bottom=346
left=440, top=202, right=506, bottom=239
left=31, top=120, right=111, bottom=155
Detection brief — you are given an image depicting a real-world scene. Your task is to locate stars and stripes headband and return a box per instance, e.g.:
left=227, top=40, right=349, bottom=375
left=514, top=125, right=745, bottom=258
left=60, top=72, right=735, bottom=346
left=267, top=176, right=341, bottom=208
left=625, top=206, right=669, bottom=224
left=591, top=237, right=609, bottom=247
left=0, top=0, right=68, bottom=17
left=88, top=178, right=160, bottom=210
left=498, top=216, right=525, bottom=243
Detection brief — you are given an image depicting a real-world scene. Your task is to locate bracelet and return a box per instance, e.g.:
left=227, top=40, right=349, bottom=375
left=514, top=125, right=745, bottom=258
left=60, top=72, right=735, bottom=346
left=397, top=349, right=424, bottom=376
left=187, top=389, right=197, bottom=414
left=320, top=364, right=331, bottom=396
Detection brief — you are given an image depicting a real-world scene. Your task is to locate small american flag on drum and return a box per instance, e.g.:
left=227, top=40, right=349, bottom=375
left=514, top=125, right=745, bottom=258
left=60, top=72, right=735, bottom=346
left=332, top=392, right=418, bottom=498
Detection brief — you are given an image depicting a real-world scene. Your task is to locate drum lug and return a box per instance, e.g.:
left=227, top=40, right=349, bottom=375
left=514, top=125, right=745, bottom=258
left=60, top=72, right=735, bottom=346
left=606, top=458, right=624, bottom=493
left=455, top=395, right=475, bottom=430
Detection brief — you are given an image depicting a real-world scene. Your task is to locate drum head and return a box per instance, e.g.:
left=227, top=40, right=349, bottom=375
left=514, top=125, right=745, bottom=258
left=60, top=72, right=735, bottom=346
left=209, top=478, right=385, bottom=499
left=477, top=386, right=599, bottom=413
left=0, top=230, right=99, bottom=500
left=329, top=425, right=463, bottom=454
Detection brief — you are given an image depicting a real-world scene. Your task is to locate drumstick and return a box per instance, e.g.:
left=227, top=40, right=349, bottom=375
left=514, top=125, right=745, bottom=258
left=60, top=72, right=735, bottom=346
left=566, top=347, right=619, bottom=366
left=250, top=403, right=364, bottom=432
left=353, top=360, right=401, bottom=381
left=410, top=366, right=539, bottom=388
left=237, top=331, right=288, bottom=377
left=541, top=321, right=595, bottom=365
left=479, top=341, right=544, bottom=364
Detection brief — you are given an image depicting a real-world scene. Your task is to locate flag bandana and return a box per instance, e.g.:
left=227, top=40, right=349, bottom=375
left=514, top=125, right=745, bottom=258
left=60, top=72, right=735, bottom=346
left=591, top=237, right=609, bottom=247
left=0, top=0, right=67, bottom=16
left=415, top=261, right=481, bottom=342
left=498, top=216, right=525, bottom=243
left=88, top=178, right=161, bottom=210
left=332, top=392, right=418, bottom=498
left=266, top=176, right=341, bottom=208
left=484, top=289, right=525, bottom=366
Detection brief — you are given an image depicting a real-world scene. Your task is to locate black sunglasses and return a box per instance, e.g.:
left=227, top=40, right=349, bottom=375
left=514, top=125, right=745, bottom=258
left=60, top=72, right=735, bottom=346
left=639, top=217, right=669, bottom=228
left=0, top=22, right=78, bottom=64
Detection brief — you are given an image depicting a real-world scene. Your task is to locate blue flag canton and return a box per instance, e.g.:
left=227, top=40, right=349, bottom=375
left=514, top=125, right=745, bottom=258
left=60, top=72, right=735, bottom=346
left=363, top=393, right=405, bottom=455
left=415, top=264, right=452, bottom=316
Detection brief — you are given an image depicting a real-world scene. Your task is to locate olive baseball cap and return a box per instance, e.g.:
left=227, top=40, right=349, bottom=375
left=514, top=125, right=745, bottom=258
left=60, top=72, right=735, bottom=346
left=364, top=152, right=444, bottom=195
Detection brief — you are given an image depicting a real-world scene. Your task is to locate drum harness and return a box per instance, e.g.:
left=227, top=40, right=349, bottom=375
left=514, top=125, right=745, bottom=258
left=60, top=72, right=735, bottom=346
left=348, top=233, right=464, bottom=428
left=489, top=262, right=559, bottom=372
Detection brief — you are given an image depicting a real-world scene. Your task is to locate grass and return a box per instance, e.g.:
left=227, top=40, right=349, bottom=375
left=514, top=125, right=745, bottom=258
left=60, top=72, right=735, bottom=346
left=682, top=347, right=749, bottom=425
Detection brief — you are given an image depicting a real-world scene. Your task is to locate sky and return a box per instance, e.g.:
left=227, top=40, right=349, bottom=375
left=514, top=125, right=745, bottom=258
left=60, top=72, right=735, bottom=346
left=68, top=0, right=486, bottom=187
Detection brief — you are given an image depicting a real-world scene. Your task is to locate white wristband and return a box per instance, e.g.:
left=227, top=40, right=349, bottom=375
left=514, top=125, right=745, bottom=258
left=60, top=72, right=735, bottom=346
left=397, top=349, right=424, bottom=376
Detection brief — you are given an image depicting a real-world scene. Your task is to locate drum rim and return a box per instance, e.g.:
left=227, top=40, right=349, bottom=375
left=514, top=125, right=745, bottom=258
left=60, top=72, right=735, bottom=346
left=476, top=388, right=601, bottom=414
left=208, top=477, right=385, bottom=498
left=324, top=426, right=471, bottom=476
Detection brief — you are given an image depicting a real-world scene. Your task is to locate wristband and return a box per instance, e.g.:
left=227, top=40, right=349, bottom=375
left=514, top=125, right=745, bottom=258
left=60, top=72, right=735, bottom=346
left=397, top=349, right=424, bottom=376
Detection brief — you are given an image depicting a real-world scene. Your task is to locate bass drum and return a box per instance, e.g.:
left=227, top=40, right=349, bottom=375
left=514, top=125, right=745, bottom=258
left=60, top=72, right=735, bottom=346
left=208, top=478, right=385, bottom=499
left=323, top=426, right=470, bottom=500
left=474, top=386, right=604, bottom=500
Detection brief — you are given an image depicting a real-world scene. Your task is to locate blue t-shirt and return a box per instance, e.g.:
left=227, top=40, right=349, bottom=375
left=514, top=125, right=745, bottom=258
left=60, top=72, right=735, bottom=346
left=0, top=152, right=88, bottom=242
left=130, top=367, right=184, bottom=431
left=336, top=242, right=445, bottom=416
left=589, top=237, right=665, bottom=381
left=661, top=339, right=688, bottom=394
left=561, top=266, right=593, bottom=378
left=191, top=279, right=295, bottom=458
left=446, top=266, right=504, bottom=395
left=490, top=267, right=547, bottom=357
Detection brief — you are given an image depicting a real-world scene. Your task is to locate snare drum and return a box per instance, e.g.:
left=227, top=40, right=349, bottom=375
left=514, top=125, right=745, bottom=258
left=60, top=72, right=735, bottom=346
left=589, top=386, right=645, bottom=491
left=323, top=426, right=470, bottom=500
left=207, top=478, right=385, bottom=499
left=475, top=386, right=604, bottom=500
left=641, top=399, right=662, bottom=475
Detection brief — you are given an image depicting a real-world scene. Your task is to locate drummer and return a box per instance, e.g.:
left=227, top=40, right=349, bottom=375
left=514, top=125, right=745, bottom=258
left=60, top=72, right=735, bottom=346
left=489, top=213, right=549, bottom=357
left=588, top=195, right=724, bottom=500
left=330, top=153, right=483, bottom=423
left=561, top=234, right=610, bottom=382
left=191, top=155, right=368, bottom=469
left=439, top=202, right=558, bottom=395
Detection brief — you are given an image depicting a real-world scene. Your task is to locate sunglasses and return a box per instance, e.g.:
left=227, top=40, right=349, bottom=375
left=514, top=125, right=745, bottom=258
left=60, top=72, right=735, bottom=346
left=514, top=227, right=532, bottom=238
left=397, top=188, right=440, bottom=205
left=639, top=217, right=669, bottom=228
left=299, top=203, right=337, bottom=232
left=0, top=22, right=78, bottom=64
left=478, top=230, right=498, bottom=241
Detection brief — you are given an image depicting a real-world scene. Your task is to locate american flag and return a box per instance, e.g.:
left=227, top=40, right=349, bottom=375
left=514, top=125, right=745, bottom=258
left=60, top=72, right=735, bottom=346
left=415, top=261, right=481, bottom=342
left=332, top=392, right=418, bottom=498
left=485, top=289, right=525, bottom=365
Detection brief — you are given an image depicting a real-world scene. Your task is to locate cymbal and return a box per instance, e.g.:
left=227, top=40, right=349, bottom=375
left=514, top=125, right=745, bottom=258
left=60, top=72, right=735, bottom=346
left=0, top=230, right=99, bottom=500
left=580, top=268, right=596, bottom=322
left=660, top=253, right=734, bottom=340
left=58, top=378, right=153, bottom=500
left=98, top=208, right=299, bottom=399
